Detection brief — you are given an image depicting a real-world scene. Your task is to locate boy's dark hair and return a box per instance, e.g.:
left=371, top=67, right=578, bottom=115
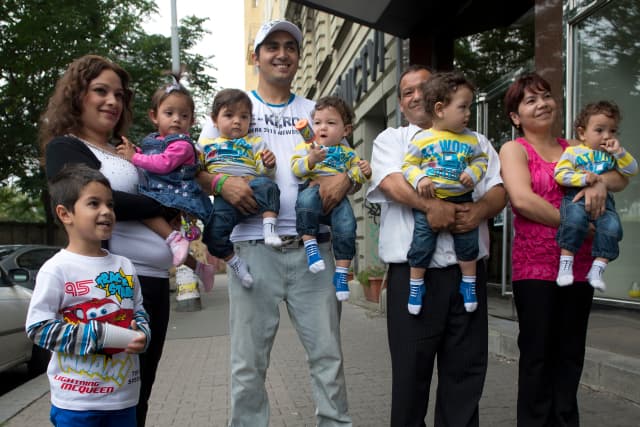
left=150, top=72, right=195, bottom=117
left=574, top=100, right=621, bottom=133
left=49, top=164, right=111, bottom=219
left=397, top=64, right=434, bottom=98
left=312, top=96, right=355, bottom=126
left=421, top=71, right=476, bottom=117
left=211, top=89, right=253, bottom=119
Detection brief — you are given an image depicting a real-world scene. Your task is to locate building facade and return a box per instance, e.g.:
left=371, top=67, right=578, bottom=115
left=247, top=0, right=639, bottom=305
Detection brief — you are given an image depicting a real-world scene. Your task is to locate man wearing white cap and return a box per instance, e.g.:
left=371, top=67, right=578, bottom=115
left=198, top=19, right=352, bottom=426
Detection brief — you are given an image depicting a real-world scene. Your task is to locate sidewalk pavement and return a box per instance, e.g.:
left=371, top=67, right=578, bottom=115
left=1, top=274, right=639, bottom=426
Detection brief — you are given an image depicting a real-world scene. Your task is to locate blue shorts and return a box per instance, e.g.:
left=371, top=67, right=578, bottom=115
left=50, top=405, right=136, bottom=427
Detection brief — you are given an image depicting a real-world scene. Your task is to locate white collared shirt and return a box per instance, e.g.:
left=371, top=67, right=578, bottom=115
left=366, top=125, right=502, bottom=267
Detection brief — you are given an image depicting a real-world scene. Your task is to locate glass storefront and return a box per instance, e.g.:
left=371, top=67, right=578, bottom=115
left=569, top=0, right=640, bottom=302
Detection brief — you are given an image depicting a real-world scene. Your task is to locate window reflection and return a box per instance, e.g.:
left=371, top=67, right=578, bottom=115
left=573, top=0, right=640, bottom=300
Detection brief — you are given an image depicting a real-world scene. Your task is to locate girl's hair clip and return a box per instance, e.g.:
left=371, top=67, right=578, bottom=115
left=165, top=74, right=182, bottom=93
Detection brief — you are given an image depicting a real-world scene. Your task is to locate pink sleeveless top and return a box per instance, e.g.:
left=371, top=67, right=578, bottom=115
left=511, top=137, right=592, bottom=282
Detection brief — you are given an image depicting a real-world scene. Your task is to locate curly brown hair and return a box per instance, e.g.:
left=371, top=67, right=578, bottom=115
left=312, top=96, right=355, bottom=126
left=421, top=71, right=475, bottom=117
left=574, top=100, right=621, bottom=134
left=39, top=55, right=133, bottom=151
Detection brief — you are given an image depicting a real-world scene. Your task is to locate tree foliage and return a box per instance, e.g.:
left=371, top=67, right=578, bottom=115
left=454, top=20, right=534, bottom=149
left=0, top=0, right=216, bottom=217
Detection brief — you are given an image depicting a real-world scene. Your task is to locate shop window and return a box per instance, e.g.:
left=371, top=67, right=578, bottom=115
left=571, top=0, right=640, bottom=301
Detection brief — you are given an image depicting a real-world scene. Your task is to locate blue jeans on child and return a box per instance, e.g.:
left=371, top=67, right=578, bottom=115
left=203, top=176, right=280, bottom=259
left=407, top=193, right=479, bottom=268
left=556, top=188, right=622, bottom=260
left=295, top=184, right=356, bottom=260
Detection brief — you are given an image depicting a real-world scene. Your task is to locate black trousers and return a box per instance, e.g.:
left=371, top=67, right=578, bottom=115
left=387, top=261, right=488, bottom=427
left=513, top=280, right=593, bottom=427
left=136, top=275, right=171, bottom=427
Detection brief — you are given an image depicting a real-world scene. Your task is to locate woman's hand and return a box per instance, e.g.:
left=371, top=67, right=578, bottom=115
left=573, top=180, right=607, bottom=220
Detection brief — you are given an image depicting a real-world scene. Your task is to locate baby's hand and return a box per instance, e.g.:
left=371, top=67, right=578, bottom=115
left=585, top=171, right=601, bottom=186
left=261, top=149, right=276, bottom=169
left=307, top=145, right=327, bottom=167
left=417, top=176, right=435, bottom=198
left=602, top=138, right=622, bottom=155
left=116, top=136, right=137, bottom=161
left=459, top=172, right=474, bottom=188
left=125, top=320, right=147, bottom=354
left=358, top=160, right=372, bottom=179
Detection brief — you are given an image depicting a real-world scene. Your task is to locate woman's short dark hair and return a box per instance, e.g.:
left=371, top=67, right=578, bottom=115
left=504, top=72, right=552, bottom=127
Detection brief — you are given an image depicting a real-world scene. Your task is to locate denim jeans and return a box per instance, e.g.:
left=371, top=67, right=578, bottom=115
left=295, top=184, right=356, bottom=261
left=228, top=241, right=352, bottom=427
left=556, top=188, right=622, bottom=260
left=203, top=176, right=280, bottom=259
left=407, top=192, right=479, bottom=268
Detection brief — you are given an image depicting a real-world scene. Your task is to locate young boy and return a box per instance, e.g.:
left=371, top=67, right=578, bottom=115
left=198, top=88, right=282, bottom=288
left=555, top=100, right=638, bottom=291
left=290, top=96, right=371, bottom=301
left=26, top=164, right=150, bottom=427
left=402, top=71, right=488, bottom=315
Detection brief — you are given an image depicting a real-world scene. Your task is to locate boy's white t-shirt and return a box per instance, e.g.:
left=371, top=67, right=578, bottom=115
left=27, top=249, right=144, bottom=411
left=200, top=91, right=319, bottom=241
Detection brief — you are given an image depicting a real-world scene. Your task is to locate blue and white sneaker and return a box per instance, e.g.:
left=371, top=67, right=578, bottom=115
left=459, top=281, right=478, bottom=312
left=304, top=241, right=325, bottom=273
left=333, top=271, right=350, bottom=301
left=408, top=281, right=424, bottom=315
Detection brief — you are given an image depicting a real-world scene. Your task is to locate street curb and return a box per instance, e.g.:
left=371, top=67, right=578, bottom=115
left=0, top=373, right=48, bottom=425
left=488, top=316, right=640, bottom=404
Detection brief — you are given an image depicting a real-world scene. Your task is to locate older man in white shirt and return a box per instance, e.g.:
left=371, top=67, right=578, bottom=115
left=367, top=65, right=505, bottom=427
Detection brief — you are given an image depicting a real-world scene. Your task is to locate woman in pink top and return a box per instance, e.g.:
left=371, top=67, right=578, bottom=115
left=499, top=73, right=628, bottom=426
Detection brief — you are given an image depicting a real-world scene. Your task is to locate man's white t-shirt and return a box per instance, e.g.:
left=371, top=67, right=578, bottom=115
left=199, top=91, right=320, bottom=241
left=366, top=124, right=503, bottom=267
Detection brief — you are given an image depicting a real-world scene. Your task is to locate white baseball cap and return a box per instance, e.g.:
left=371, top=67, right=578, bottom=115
left=253, top=20, right=303, bottom=52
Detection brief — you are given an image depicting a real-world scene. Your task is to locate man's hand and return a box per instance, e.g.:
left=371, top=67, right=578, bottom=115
left=220, top=176, right=258, bottom=215
left=573, top=180, right=607, bottom=219
left=451, top=202, right=482, bottom=234
left=314, top=173, right=350, bottom=213
left=423, top=198, right=456, bottom=231
left=261, top=149, right=276, bottom=169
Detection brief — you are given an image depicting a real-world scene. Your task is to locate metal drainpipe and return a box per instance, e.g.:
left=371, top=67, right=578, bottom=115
left=395, top=37, right=403, bottom=127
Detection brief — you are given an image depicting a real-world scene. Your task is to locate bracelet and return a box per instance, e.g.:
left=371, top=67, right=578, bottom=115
left=214, top=174, right=229, bottom=196
left=210, top=174, right=222, bottom=194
